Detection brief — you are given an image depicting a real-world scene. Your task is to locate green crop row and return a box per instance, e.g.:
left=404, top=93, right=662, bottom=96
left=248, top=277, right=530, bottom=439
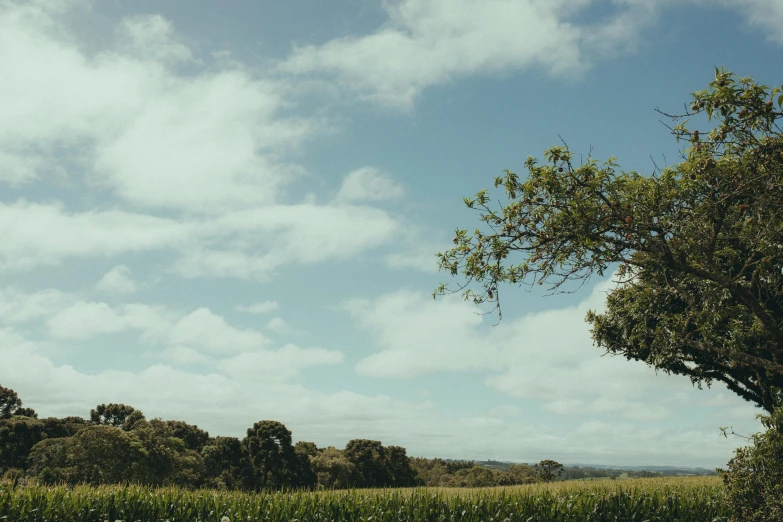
left=0, top=476, right=728, bottom=522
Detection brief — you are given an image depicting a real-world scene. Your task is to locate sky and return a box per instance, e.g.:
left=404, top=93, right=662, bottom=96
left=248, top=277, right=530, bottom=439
left=0, top=0, right=781, bottom=469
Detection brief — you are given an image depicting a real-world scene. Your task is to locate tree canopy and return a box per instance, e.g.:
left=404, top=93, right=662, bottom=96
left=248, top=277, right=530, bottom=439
left=436, top=69, right=783, bottom=413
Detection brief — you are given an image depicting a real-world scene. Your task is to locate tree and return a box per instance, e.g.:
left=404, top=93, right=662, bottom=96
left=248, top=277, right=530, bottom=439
left=292, top=441, right=318, bottom=489
left=131, top=418, right=205, bottom=487
left=0, top=416, right=85, bottom=474
left=344, top=439, right=392, bottom=488
left=534, top=460, right=564, bottom=482
left=26, top=437, right=75, bottom=485
left=12, top=407, right=37, bottom=419
left=64, top=425, right=150, bottom=485
left=383, top=445, right=419, bottom=487
left=202, top=436, right=244, bottom=489
left=436, top=69, right=783, bottom=412
left=90, top=403, right=140, bottom=429
left=721, top=408, right=783, bottom=521
left=0, top=386, right=23, bottom=419
left=242, top=420, right=299, bottom=491
left=164, top=420, right=210, bottom=453
left=309, top=446, right=357, bottom=489
left=506, top=463, right=538, bottom=484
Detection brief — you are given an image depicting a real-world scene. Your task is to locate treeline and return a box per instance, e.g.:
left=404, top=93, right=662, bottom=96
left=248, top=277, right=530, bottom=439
left=1, top=386, right=559, bottom=490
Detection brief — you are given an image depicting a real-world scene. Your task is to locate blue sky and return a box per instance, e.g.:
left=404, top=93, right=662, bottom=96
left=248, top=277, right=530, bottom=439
left=1, top=0, right=780, bottom=468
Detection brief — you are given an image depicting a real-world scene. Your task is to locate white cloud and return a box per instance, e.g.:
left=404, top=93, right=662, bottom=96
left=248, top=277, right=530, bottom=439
left=488, top=405, right=524, bottom=418
left=348, top=279, right=760, bottom=424
left=279, top=0, right=650, bottom=108
left=0, top=1, right=313, bottom=212
left=152, top=345, right=212, bottom=366
left=166, top=307, right=271, bottom=355
left=0, top=201, right=189, bottom=271
left=279, top=0, right=783, bottom=109
left=0, top=2, right=406, bottom=279
left=173, top=205, right=401, bottom=279
left=723, top=0, right=783, bottom=43
left=0, top=200, right=401, bottom=278
left=0, top=287, right=71, bottom=323
left=46, top=300, right=270, bottom=355
left=117, top=14, right=195, bottom=64
left=335, top=167, right=404, bottom=203
left=235, top=301, right=280, bottom=314
left=218, top=344, right=344, bottom=382
left=266, top=317, right=286, bottom=332
left=46, top=301, right=177, bottom=341
left=96, top=265, right=137, bottom=295
left=0, top=325, right=760, bottom=466
left=47, top=301, right=130, bottom=339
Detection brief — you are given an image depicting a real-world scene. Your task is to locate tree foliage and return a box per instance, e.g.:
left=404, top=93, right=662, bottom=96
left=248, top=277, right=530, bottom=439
left=0, top=386, right=23, bottom=419
left=90, top=404, right=140, bottom=429
left=436, top=69, right=783, bottom=412
left=721, top=407, right=783, bottom=521
left=534, top=459, right=564, bottom=482
left=242, top=420, right=301, bottom=491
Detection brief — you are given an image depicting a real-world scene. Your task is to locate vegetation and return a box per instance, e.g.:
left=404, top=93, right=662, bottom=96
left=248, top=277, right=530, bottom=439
left=0, top=476, right=727, bottom=522
left=435, top=69, right=783, bottom=520
left=436, top=69, right=783, bottom=413
left=721, top=407, right=783, bottom=521
left=0, top=384, right=568, bottom=492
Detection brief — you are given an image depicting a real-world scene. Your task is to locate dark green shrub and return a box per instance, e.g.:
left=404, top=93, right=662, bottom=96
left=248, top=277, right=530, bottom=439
left=722, top=407, right=783, bottom=521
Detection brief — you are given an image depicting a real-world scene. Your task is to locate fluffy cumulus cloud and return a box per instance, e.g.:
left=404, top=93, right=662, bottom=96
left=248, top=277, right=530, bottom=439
left=235, top=301, right=280, bottom=314
left=0, top=0, right=402, bottom=279
left=348, top=279, right=761, bottom=428
left=96, top=265, right=138, bottom=295
left=724, top=0, right=783, bottom=43
left=0, top=323, right=756, bottom=466
left=280, top=0, right=586, bottom=107
left=46, top=300, right=270, bottom=356
left=2, top=284, right=342, bottom=385
left=335, top=168, right=405, bottom=203
left=279, top=0, right=783, bottom=108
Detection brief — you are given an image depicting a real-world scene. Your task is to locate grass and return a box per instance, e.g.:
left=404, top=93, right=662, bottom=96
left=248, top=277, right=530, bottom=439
left=0, top=476, right=728, bottom=521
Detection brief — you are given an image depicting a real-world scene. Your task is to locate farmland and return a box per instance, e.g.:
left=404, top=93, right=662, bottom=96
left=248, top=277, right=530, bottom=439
left=0, top=476, right=728, bottom=522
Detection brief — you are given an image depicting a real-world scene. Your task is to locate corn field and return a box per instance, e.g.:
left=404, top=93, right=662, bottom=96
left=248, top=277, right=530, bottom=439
left=0, top=476, right=728, bottom=522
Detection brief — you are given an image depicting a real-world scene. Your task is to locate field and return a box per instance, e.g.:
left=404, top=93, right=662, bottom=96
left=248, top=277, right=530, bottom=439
left=0, top=476, right=727, bottom=522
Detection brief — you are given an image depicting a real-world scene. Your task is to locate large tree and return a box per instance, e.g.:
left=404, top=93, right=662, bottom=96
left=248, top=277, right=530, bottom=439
left=436, top=70, right=783, bottom=412
left=0, top=386, right=23, bottom=419
left=241, top=420, right=302, bottom=491
left=90, top=403, right=140, bottom=429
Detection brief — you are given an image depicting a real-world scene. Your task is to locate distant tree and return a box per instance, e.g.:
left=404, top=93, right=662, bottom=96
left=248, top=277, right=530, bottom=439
left=0, top=417, right=47, bottom=472
left=26, top=437, right=75, bottom=485
left=242, top=420, right=299, bottom=491
left=506, top=463, right=539, bottom=484
left=90, top=404, right=139, bottom=429
left=449, top=465, right=500, bottom=487
left=202, top=436, right=243, bottom=489
left=344, top=439, right=392, bottom=488
left=435, top=70, right=783, bottom=413
left=123, top=410, right=146, bottom=431
left=534, top=460, right=564, bottom=482
left=384, top=445, right=419, bottom=487
left=0, top=386, right=23, bottom=419
left=409, top=457, right=451, bottom=486
left=0, top=416, right=84, bottom=473
left=131, top=419, right=204, bottom=487
left=309, top=446, right=357, bottom=489
left=65, top=425, right=149, bottom=485
left=12, top=407, right=37, bottom=419
left=295, top=441, right=319, bottom=458
left=292, top=441, right=317, bottom=488
left=165, top=420, right=210, bottom=453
